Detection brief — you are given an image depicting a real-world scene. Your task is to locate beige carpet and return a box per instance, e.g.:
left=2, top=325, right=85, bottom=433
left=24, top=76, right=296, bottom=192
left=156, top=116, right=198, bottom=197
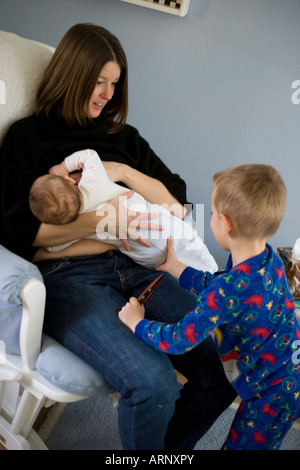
left=36, top=395, right=300, bottom=450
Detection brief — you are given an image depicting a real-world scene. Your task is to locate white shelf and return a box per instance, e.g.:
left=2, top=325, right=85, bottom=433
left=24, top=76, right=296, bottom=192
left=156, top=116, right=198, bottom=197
left=120, top=0, right=190, bottom=17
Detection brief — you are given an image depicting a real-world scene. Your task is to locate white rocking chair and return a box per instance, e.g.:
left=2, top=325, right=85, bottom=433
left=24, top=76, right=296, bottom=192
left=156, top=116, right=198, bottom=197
left=0, top=31, right=112, bottom=451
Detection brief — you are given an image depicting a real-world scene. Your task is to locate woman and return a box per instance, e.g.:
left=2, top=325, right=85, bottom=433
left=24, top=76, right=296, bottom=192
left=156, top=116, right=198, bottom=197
left=0, top=24, right=236, bottom=449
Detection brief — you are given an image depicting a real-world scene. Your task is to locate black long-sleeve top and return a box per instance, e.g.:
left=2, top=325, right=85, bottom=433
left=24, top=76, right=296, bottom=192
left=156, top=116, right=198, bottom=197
left=0, top=112, right=188, bottom=261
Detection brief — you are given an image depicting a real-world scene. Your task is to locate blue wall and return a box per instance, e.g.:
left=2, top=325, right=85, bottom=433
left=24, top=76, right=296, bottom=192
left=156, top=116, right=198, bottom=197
left=1, top=0, right=300, bottom=266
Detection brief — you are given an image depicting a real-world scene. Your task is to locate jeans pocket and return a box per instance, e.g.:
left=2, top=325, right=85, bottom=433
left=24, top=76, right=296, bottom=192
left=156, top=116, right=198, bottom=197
left=36, top=260, right=67, bottom=278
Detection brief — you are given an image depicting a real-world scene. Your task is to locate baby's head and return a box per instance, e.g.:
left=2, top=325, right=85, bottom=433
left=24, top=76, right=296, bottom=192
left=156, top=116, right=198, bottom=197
left=212, top=164, right=286, bottom=239
left=29, top=174, right=82, bottom=224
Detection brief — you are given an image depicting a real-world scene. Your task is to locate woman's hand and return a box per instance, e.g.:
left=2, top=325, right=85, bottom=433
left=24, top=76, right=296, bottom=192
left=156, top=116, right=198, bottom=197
left=97, top=190, right=163, bottom=251
left=156, top=237, right=187, bottom=279
left=119, top=297, right=145, bottom=333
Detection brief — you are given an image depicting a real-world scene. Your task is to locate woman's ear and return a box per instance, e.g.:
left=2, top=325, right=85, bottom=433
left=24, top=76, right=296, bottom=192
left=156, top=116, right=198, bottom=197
left=219, top=213, right=233, bottom=236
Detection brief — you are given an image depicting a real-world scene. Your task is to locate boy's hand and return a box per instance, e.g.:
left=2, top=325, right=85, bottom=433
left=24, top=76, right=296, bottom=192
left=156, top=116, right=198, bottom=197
left=119, top=297, right=145, bottom=332
left=156, top=237, right=187, bottom=279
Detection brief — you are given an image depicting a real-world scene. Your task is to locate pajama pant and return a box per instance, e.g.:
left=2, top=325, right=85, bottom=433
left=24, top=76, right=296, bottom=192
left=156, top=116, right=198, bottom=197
left=223, top=375, right=300, bottom=450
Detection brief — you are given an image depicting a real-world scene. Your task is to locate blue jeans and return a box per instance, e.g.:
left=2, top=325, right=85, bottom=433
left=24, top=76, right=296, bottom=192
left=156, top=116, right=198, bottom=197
left=36, top=250, right=236, bottom=449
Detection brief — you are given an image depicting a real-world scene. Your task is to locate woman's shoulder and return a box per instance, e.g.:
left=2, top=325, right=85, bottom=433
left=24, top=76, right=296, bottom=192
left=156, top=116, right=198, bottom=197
left=4, top=113, right=41, bottom=140
left=122, top=122, right=140, bottom=134
left=108, top=122, right=147, bottom=149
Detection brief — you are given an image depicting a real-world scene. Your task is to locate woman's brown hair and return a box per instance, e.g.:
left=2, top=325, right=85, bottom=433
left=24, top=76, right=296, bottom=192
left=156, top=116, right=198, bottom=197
left=36, top=24, right=128, bottom=133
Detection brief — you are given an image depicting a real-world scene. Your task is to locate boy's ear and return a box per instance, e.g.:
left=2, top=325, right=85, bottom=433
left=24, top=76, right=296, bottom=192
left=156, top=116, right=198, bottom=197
left=219, top=213, right=233, bottom=236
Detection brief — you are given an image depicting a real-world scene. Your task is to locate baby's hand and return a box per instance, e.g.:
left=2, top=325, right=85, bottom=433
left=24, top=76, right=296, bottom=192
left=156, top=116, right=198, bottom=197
left=156, top=237, right=187, bottom=279
left=118, top=297, right=145, bottom=332
left=49, top=161, right=80, bottom=185
left=49, top=161, right=69, bottom=177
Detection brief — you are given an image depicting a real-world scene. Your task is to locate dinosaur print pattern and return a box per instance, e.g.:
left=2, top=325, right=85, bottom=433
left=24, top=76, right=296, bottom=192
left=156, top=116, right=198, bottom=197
left=135, top=244, right=300, bottom=449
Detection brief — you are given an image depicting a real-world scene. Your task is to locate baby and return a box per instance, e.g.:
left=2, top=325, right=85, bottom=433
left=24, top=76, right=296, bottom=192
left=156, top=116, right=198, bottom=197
left=29, top=149, right=217, bottom=272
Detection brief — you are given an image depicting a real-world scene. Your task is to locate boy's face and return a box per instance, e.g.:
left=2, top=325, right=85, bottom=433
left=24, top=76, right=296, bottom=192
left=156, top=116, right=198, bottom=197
left=210, top=187, right=230, bottom=252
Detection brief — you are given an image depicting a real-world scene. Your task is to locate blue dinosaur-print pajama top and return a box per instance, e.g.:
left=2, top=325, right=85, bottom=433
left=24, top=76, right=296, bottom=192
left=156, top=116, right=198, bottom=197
left=135, top=244, right=300, bottom=449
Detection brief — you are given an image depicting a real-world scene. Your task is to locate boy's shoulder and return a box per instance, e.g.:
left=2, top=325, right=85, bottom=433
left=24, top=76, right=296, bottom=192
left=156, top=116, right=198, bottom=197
left=216, top=245, right=287, bottom=291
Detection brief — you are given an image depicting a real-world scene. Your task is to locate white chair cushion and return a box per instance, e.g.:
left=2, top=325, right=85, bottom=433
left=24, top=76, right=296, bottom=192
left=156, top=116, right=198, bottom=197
left=0, top=301, right=22, bottom=355
left=0, top=30, right=54, bottom=145
left=36, top=335, right=114, bottom=396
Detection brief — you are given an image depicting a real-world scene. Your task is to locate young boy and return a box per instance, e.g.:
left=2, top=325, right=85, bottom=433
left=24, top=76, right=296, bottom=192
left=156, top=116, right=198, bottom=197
left=29, top=149, right=217, bottom=272
left=119, top=163, right=300, bottom=450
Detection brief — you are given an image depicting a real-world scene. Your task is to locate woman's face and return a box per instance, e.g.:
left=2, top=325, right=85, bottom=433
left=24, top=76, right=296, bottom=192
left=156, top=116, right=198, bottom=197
left=87, top=61, right=121, bottom=119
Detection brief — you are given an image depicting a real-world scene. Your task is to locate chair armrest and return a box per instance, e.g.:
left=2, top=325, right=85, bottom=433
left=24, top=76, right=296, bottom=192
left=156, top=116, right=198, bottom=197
left=0, top=246, right=44, bottom=305
left=19, top=278, right=46, bottom=371
left=0, top=245, right=45, bottom=363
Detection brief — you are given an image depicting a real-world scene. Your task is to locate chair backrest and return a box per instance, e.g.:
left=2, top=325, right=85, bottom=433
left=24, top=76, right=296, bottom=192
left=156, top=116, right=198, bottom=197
left=0, top=32, right=54, bottom=354
left=0, top=30, right=54, bottom=145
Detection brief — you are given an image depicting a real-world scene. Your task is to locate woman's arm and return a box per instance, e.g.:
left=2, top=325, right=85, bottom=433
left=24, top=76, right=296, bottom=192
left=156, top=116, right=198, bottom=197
left=103, top=162, right=186, bottom=219
left=33, top=193, right=162, bottom=251
left=106, top=125, right=189, bottom=219
left=32, top=211, right=99, bottom=248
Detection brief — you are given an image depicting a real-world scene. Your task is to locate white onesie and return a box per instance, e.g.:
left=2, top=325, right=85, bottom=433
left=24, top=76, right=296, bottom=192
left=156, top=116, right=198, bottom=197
left=46, top=149, right=217, bottom=272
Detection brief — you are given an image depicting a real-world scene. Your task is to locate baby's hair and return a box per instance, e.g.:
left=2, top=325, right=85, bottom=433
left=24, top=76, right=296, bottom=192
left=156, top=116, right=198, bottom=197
left=29, top=174, right=82, bottom=224
left=213, top=164, right=286, bottom=239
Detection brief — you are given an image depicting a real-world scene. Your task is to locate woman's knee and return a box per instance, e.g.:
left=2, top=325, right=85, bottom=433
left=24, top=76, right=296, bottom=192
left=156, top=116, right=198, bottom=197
left=123, top=358, right=181, bottom=408
left=148, top=366, right=180, bottom=405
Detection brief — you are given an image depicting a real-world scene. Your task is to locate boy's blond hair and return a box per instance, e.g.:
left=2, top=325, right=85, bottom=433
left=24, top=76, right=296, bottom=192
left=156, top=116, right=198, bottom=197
left=213, top=164, right=286, bottom=239
left=29, top=174, right=82, bottom=225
